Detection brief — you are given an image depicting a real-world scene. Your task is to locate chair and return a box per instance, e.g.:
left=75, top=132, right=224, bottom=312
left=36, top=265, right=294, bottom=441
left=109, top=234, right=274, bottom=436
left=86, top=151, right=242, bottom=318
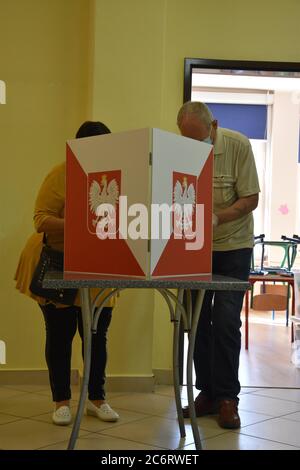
left=251, top=235, right=297, bottom=274
left=244, top=274, right=295, bottom=350
left=244, top=235, right=299, bottom=349
left=250, top=236, right=298, bottom=326
left=253, top=286, right=288, bottom=312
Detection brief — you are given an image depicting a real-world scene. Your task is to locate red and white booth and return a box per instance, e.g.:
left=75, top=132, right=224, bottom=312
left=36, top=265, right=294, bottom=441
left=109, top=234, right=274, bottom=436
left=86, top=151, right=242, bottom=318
left=64, top=128, right=213, bottom=279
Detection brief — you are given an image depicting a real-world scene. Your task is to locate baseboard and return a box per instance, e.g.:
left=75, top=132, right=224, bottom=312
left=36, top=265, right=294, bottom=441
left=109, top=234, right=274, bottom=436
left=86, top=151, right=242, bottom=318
left=153, top=369, right=173, bottom=385
left=98, top=375, right=155, bottom=393
left=0, top=369, right=79, bottom=386
left=79, top=374, right=155, bottom=393
left=0, top=370, right=166, bottom=391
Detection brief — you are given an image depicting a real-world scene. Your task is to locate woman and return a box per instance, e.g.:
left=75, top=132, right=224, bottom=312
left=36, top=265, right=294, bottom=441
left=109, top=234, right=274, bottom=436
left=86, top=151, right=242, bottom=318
left=15, top=121, right=119, bottom=426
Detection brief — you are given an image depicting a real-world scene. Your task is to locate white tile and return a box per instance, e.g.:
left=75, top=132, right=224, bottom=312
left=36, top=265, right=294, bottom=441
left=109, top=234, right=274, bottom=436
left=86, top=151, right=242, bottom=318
left=253, top=388, right=300, bottom=403
left=239, top=393, right=300, bottom=416
left=40, top=432, right=163, bottom=450
left=240, top=387, right=262, bottom=395
left=0, top=412, right=22, bottom=425
left=183, top=431, right=299, bottom=450
left=0, top=391, right=80, bottom=418
left=281, top=411, right=300, bottom=422
left=238, top=417, right=300, bottom=447
left=0, top=418, right=88, bottom=450
left=33, top=407, right=149, bottom=433
left=100, top=415, right=223, bottom=449
left=0, top=387, right=28, bottom=400
left=107, top=393, right=178, bottom=419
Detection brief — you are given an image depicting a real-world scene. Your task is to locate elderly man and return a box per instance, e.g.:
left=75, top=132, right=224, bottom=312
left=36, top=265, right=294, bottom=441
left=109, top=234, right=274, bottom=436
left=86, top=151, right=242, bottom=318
left=178, top=101, right=260, bottom=429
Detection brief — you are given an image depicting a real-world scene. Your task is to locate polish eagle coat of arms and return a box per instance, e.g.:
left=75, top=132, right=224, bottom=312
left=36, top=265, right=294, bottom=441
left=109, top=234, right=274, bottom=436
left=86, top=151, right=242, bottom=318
left=173, top=175, right=196, bottom=236
left=88, top=174, right=120, bottom=229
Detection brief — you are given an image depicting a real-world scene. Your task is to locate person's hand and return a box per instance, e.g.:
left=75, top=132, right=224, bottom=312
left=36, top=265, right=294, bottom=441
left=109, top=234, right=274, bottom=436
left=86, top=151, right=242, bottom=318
left=212, top=213, right=219, bottom=227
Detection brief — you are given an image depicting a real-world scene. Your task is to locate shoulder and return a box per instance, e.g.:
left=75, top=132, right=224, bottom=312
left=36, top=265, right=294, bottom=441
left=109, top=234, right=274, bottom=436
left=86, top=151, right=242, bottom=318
left=47, top=162, right=66, bottom=178
left=42, top=162, right=65, bottom=186
left=220, top=127, right=251, bottom=148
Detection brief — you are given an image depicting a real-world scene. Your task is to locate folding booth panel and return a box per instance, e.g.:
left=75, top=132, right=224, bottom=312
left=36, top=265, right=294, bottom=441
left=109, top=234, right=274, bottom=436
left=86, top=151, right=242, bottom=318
left=151, top=129, right=213, bottom=277
left=64, top=128, right=213, bottom=278
left=65, top=128, right=150, bottom=277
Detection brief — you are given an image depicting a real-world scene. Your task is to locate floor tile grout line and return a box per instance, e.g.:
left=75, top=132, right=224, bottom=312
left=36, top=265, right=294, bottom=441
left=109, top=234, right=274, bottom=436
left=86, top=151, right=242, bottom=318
left=3, top=405, right=295, bottom=427
left=238, top=407, right=282, bottom=417
left=278, top=411, right=300, bottom=421
left=92, top=414, right=171, bottom=432
left=251, top=410, right=300, bottom=421
left=179, top=430, right=231, bottom=449
left=233, top=428, right=300, bottom=449
left=93, top=430, right=181, bottom=451
left=80, top=403, right=179, bottom=420
left=248, top=392, right=300, bottom=404
left=80, top=415, right=158, bottom=433
left=29, top=413, right=156, bottom=433
left=201, top=430, right=239, bottom=441
left=92, top=416, right=229, bottom=441
left=0, top=412, right=35, bottom=420
left=39, top=431, right=167, bottom=451
left=0, top=417, right=24, bottom=425
left=34, top=431, right=93, bottom=451
left=3, top=386, right=300, bottom=450
left=237, top=415, right=283, bottom=429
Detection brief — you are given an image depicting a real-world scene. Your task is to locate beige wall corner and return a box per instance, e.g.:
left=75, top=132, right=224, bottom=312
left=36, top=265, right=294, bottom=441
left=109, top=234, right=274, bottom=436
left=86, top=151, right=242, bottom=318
left=153, top=369, right=173, bottom=386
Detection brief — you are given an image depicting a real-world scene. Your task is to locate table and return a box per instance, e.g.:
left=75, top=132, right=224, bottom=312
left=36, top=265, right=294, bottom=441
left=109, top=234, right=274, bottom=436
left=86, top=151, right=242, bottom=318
left=244, top=274, right=295, bottom=350
left=44, top=272, right=249, bottom=451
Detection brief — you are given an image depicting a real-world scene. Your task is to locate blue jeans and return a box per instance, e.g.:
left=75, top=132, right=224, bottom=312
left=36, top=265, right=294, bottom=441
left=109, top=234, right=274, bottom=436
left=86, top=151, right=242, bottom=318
left=191, top=248, right=252, bottom=401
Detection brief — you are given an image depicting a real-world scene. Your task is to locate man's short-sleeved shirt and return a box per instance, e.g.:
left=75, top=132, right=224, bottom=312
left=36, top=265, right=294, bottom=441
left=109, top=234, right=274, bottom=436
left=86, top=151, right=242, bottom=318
left=212, top=127, right=260, bottom=251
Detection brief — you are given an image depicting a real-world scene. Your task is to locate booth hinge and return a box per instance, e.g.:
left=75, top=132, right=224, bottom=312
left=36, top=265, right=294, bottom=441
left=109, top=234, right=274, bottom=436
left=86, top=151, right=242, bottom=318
left=149, top=152, right=152, bottom=165
left=148, top=239, right=151, bottom=252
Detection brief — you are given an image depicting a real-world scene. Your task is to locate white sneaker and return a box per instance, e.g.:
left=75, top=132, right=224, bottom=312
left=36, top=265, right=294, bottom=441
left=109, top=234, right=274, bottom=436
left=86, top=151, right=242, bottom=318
left=86, top=401, right=119, bottom=422
left=52, top=405, right=72, bottom=426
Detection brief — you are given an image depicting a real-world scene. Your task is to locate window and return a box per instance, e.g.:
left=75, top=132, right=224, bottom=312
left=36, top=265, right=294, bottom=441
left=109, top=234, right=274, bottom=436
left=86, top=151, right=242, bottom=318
left=185, top=59, right=300, bottom=266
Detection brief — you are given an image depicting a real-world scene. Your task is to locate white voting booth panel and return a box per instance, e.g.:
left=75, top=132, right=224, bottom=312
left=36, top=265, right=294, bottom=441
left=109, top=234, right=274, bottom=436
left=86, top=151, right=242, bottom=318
left=64, top=128, right=213, bottom=278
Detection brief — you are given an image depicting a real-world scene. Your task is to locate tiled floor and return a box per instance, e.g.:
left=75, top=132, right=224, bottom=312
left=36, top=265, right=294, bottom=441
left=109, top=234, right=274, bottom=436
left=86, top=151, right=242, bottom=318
left=0, top=384, right=300, bottom=450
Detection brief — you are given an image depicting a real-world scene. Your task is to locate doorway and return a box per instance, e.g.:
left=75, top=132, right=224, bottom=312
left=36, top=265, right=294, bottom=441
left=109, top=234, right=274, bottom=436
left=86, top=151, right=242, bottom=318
left=181, top=58, right=300, bottom=387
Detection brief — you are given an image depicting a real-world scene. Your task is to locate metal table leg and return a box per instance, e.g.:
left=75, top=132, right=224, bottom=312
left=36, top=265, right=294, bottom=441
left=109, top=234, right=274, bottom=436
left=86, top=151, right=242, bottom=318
left=157, top=288, right=186, bottom=439
left=187, top=289, right=205, bottom=450
left=68, top=287, right=122, bottom=450
left=68, top=286, right=202, bottom=450
left=172, top=288, right=185, bottom=438
left=68, top=288, right=92, bottom=450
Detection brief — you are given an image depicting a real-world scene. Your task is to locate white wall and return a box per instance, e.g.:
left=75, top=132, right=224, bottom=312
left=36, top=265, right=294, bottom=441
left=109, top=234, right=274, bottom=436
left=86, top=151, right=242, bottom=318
left=268, top=91, right=300, bottom=265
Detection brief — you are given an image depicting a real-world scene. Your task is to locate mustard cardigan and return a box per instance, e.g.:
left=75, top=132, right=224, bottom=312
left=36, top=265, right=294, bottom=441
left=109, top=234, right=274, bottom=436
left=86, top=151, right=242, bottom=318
left=15, top=162, right=115, bottom=308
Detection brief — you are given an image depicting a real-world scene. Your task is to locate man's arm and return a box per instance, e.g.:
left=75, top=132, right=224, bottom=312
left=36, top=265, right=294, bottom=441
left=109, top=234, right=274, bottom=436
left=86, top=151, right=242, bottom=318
left=215, top=194, right=259, bottom=226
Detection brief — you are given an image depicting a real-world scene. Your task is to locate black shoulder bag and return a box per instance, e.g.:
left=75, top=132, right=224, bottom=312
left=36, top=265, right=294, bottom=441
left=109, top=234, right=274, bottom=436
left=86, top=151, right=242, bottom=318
left=30, top=234, right=77, bottom=305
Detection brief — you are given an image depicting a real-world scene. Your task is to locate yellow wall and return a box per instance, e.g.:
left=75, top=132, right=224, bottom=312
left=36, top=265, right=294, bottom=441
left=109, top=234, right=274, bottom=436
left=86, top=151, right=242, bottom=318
left=0, top=0, right=92, bottom=369
left=91, top=0, right=168, bottom=376
left=92, top=0, right=300, bottom=375
left=2, top=0, right=300, bottom=376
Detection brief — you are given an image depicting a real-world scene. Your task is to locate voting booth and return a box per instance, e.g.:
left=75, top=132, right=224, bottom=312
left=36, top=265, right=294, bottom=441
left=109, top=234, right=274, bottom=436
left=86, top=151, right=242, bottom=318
left=64, top=128, right=213, bottom=278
